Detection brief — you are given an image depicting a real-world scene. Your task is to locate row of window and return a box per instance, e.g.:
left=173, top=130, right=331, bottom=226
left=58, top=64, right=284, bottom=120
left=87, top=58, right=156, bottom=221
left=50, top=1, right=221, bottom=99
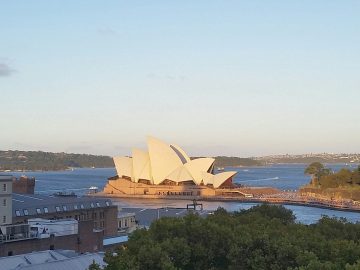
left=14, top=201, right=110, bottom=216
left=118, top=217, right=135, bottom=228
left=94, top=220, right=105, bottom=229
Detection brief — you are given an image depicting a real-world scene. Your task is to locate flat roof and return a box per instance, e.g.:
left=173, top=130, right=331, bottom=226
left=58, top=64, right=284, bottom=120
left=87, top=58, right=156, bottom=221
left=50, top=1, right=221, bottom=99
left=103, top=235, right=128, bottom=246
left=0, top=250, right=106, bottom=270
left=12, top=193, right=114, bottom=218
left=120, top=207, right=212, bottom=227
left=0, top=175, right=12, bottom=181
left=117, top=212, right=135, bottom=218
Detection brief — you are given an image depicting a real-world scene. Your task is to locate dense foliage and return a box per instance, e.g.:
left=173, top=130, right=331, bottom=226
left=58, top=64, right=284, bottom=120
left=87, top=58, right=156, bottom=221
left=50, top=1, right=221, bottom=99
left=212, top=156, right=263, bottom=167
left=0, top=151, right=263, bottom=171
left=100, top=205, right=360, bottom=270
left=305, top=162, right=360, bottom=189
left=0, top=150, right=113, bottom=171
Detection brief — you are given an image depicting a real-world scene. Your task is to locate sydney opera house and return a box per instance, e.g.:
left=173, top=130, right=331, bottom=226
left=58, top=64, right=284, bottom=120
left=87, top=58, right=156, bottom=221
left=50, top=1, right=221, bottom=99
left=102, top=137, right=239, bottom=197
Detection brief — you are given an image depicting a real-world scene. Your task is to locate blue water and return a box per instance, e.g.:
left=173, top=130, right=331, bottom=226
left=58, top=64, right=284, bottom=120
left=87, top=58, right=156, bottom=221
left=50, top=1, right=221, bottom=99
left=7, top=164, right=360, bottom=224
left=11, top=168, right=116, bottom=195
left=230, top=163, right=356, bottom=191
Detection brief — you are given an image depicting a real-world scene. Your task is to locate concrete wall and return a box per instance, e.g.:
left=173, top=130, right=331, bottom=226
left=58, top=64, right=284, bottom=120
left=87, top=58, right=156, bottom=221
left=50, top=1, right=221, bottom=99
left=104, top=178, right=216, bottom=197
left=13, top=205, right=118, bottom=237
left=0, top=220, right=103, bottom=257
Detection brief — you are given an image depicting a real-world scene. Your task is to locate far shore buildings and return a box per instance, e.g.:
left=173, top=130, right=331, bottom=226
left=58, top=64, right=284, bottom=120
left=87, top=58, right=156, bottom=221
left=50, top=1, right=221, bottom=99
left=103, top=136, right=240, bottom=197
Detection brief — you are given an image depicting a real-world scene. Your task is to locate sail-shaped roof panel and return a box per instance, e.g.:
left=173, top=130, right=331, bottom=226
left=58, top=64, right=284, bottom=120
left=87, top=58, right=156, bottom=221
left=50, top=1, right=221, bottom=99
left=184, top=158, right=215, bottom=185
left=132, top=148, right=152, bottom=183
left=147, top=136, right=184, bottom=185
left=113, top=156, right=133, bottom=180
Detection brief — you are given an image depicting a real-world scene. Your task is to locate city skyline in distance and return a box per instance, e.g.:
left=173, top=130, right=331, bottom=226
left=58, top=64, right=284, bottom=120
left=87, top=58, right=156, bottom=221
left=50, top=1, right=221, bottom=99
left=1, top=1, right=360, bottom=157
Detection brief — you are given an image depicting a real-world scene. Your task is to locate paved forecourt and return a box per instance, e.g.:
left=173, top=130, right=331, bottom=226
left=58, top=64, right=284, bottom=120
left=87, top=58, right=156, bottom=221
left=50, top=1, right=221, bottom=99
left=121, top=207, right=212, bottom=227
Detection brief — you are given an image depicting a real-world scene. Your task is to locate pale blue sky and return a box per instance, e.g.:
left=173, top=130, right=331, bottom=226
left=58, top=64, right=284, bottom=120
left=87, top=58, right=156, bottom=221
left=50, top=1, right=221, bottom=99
left=1, top=1, right=360, bottom=157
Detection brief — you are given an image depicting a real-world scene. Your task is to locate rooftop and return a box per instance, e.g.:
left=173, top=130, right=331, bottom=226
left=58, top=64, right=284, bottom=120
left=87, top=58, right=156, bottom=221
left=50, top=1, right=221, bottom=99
left=117, top=212, right=135, bottom=219
left=0, top=250, right=106, bottom=270
left=12, top=193, right=114, bottom=218
left=0, top=175, right=12, bottom=181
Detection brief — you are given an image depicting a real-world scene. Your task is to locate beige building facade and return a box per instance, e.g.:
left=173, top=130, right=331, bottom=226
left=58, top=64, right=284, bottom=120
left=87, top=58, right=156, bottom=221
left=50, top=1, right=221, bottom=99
left=0, top=176, right=12, bottom=225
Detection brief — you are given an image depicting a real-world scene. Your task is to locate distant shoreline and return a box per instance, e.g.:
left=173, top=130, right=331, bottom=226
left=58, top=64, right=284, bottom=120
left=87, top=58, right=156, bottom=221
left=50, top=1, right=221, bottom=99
left=1, top=162, right=357, bottom=173
left=0, top=167, right=115, bottom=173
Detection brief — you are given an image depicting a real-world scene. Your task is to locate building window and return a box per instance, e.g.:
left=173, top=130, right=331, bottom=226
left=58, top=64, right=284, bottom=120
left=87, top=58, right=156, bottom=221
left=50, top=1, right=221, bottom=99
left=44, top=207, right=49, bottom=213
left=3, top=199, right=6, bottom=206
left=23, top=209, right=29, bottom=216
left=3, top=184, right=6, bottom=192
left=62, top=205, right=67, bottom=211
left=15, top=210, right=21, bottom=217
left=96, top=202, right=100, bottom=207
left=74, top=205, right=78, bottom=210
left=3, top=216, right=6, bottom=223
left=55, top=206, right=61, bottom=212
left=36, top=208, right=41, bottom=214
left=119, top=220, right=122, bottom=228
left=80, top=204, right=84, bottom=209
left=90, top=203, right=94, bottom=208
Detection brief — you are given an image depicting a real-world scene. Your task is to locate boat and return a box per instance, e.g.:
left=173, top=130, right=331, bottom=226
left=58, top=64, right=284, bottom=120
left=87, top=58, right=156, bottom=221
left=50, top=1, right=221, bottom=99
left=53, top=191, right=77, bottom=197
left=217, top=167, right=225, bottom=171
left=88, top=186, right=99, bottom=194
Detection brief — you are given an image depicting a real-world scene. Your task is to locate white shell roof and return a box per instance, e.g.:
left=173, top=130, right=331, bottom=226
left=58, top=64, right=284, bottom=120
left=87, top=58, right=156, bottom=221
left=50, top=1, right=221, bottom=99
left=132, top=148, right=152, bottom=183
left=112, top=136, right=236, bottom=188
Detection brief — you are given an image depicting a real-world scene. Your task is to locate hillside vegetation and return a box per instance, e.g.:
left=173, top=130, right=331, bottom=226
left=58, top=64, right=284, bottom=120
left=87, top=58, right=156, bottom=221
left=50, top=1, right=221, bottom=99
left=304, top=162, right=360, bottom=189
left=301, top=162, right=360, bottom=201
left=0, top=151, right=262, bottom=171
left=0, top=150, right=113, bottom=171
left=213, top=156, right=263, bottom=167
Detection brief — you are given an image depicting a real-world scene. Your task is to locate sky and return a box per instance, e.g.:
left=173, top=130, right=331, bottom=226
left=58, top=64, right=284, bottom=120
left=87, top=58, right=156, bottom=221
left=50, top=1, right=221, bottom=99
left=1, top=1, right=360, bottom=157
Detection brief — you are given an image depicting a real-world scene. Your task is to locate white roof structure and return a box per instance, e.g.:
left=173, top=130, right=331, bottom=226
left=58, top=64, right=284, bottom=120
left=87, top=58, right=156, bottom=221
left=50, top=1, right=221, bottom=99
left=0, top=250, right=106, bottom=270
left=113, top=136, right=237, bottom=188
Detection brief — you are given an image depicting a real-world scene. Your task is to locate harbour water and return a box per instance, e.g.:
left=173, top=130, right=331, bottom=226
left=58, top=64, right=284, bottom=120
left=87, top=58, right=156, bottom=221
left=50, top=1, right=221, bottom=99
left=9, top=164, right=360, bottom=224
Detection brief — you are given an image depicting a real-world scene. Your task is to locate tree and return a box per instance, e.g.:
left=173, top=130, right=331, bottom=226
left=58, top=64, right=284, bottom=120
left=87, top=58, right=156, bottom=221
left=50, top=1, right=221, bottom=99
left=305, top=162, right=333, bottom=186
left=88, top=260, right=102, bottom=270
left=103, top=204, right=360, bottom=270
left=305, top=162, right=325, bottom=176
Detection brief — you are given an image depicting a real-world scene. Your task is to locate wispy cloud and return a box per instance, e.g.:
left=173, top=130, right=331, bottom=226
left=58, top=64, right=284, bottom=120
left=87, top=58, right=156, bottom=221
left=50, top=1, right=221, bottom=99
left=97, top=27, right=118, bottom=36
left=0, top=63, right=15, bottom=77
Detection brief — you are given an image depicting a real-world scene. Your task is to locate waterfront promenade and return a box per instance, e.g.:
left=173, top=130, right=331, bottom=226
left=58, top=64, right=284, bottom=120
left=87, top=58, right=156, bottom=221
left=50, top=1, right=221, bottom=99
left=96, top=191, right=360, bottom=213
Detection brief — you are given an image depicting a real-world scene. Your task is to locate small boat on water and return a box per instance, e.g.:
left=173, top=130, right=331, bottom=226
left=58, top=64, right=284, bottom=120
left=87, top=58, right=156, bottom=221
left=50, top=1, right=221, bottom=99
left=53, top=191, right=77, bottom=197
left=88, top=186, right=99, bottom=194
left=217, top=167, right=225, bottom=171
